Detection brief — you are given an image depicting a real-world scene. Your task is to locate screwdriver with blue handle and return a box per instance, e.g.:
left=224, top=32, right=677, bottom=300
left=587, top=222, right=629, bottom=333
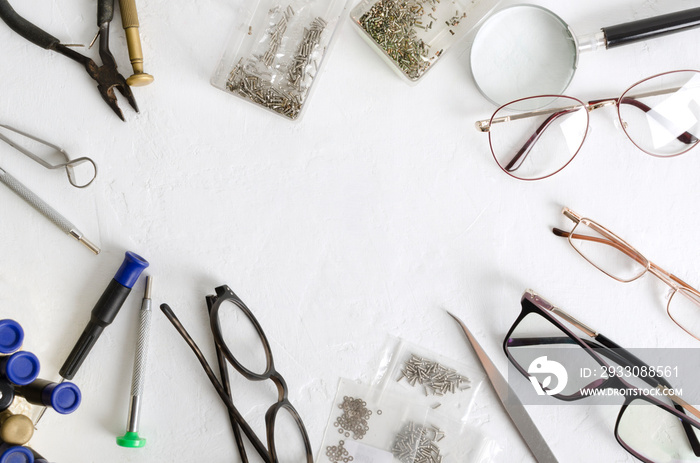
left=60, top=251, right=149, bottom=380
left=34, top=252, right=149, bottom=426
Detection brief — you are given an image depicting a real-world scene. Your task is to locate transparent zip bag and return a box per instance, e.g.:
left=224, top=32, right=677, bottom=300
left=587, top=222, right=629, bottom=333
left=349, top=0, right=500, bottom=83
left=373, top=337, right=486, bottom=422
left=319, top=379, right=501, bottom=462
left=212, top=0, right=348, bottom=121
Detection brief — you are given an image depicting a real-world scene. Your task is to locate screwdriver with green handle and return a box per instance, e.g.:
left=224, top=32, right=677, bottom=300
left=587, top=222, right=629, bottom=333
left=117, top=275, right=152, bottom=448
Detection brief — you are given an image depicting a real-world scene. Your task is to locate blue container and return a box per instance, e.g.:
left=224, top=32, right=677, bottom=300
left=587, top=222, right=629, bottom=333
left=0, top=444, right=34, bottom=463
left=0, top=352, right=40, bottom=386
left=0, top=321, right=23, bottom=355
left=43, top=381, right=82, bottom=414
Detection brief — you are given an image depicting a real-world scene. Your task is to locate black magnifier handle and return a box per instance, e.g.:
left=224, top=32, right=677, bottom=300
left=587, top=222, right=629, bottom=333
left=603, top=7, right=700, bottom=49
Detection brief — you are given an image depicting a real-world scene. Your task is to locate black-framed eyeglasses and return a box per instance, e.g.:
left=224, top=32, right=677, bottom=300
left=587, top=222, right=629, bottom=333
left=160, top=285, right=313, bottom=463
left=505, top=290, right=700, bottom=462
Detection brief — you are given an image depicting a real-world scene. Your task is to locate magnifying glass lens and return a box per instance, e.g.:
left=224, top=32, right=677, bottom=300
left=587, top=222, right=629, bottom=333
left=471, top=5, right=578, bottom=107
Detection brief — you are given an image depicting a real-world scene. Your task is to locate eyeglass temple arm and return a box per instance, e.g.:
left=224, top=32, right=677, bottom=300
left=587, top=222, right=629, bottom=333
left=160, top=303, right=273, bottom=463
left=592, top=332, right=700, bottom=454
left=554, top=227, right=696, bottom=291
left=475, top=84, right=690, bottom=132
left=552, top=228, right=647, bottom=267
left=645, top=261, right=698, bottom=293
left=502, top=108, right=580, bottom=172
left=205, top=296, right=250, bottom=463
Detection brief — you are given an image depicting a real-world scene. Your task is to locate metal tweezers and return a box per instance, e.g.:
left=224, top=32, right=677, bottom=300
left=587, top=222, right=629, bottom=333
left=0, top=0, right=138, bottom=121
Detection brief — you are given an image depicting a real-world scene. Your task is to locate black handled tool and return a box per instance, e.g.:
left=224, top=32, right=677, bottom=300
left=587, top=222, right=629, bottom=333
left=59, top=251, right=149, bottom=380
left=0, top=0, right=139, bottom=120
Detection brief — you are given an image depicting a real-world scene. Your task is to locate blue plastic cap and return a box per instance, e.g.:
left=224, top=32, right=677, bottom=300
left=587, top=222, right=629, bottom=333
left=0, top=445, right=34, bottom=463
left=42, top=381, right=81, bottom=414
left=113, top=251, right=149, bottom=289
left=0, top=320, right=23, bottom=354
left=1, top=352, right=40, bottom=386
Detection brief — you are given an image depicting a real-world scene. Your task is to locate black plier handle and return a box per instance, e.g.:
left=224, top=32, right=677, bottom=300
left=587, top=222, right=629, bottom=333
left=0, top=0, right=61, bottom=49
left=0, top=0, right=137, bottom=120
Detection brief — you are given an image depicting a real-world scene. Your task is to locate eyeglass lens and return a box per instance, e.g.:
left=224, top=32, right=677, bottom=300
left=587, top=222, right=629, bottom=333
left=567, top=220, right=648, bottom=282
left=505, top=311, right=605, bottom=398
left=215, top=298, right=270, bottom=375
left=619, top=71, right=700, bottom=157
left=489, top=96, right=588, bottom=180
left=617, top=397, right=700, bottom=463
left=270, top=405, right=312, bottom=463
left=668, top=288, right=700, bottom=341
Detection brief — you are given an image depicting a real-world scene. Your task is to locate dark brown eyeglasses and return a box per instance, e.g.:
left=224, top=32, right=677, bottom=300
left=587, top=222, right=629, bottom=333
left=161, top=285, right=313, bottom=463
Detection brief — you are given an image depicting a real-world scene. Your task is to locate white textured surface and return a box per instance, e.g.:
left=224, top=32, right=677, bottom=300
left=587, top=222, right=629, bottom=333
left=1, top=0, right=700, bottom=461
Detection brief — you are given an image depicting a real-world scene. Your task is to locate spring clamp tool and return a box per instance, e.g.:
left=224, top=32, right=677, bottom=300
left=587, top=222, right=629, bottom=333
left=0, top=0, right=138, bottom=121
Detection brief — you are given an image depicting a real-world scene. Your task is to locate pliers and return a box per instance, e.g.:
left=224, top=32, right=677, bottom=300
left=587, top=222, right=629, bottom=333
left=0, top=0, right=138, bottom=121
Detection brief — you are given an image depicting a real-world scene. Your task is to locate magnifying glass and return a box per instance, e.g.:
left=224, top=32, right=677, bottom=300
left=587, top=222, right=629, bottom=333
left=470, top=4, right=700, bottom=106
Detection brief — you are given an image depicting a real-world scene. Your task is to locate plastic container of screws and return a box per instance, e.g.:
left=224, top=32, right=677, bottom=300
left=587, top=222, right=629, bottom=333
left=373, top=337, right=485, bottom=422
left=212, top=0, right=348, bottom=120
left=319, top=379, right=500, bottom=463
left=350, top=0, right=499, bottom=83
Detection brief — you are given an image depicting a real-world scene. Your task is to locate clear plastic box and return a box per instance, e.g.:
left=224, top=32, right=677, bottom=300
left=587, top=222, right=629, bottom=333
left=349, top=0, right=499, bottom=83
left=212, top=0, right=348, bottom=120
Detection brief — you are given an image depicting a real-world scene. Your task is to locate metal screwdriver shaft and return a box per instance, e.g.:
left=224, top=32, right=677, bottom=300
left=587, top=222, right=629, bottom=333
left=117, top=275, right=152, bottom=448
left=0, top=167, right=100, bottom=254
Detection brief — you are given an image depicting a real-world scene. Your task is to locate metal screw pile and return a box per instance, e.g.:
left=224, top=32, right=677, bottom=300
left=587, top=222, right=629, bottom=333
left=334, top=396, right=372, bottom=439
left=261, top=8, right=292, bottom=67
left=225, top=5, right=328, bottom=120
left=326, top=440, right=354, bottom=463
left=288, top=17, right=327, bottom=89
left=226, top=61, right=303, bottom=119
left=392, top=422, right=444, bottom=463
left=399, top=354, right=470, bottom=396
left=359, top=0, right=431, bottom=79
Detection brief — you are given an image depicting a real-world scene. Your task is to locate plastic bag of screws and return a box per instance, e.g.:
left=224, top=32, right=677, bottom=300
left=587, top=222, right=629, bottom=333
left=320, top=379, right=501, bottom=462
left=373, top=337, right=485, bottom=421
left=319, top=379, right=430, bottom=463
left=349, top=0, right=499, bottom=82
left=212, top=0, right=348, bottom=120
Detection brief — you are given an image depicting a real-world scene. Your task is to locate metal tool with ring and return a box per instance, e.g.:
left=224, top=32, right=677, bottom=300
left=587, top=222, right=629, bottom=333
left=0, top=0, right=139, bottom=120
left=0, top=124, right=97, bottom=188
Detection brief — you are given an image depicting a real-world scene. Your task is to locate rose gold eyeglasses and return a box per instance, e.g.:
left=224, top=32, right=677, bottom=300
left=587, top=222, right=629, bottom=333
left=475, top=70, right=700, bottom=180
left=553, top=207, right=700, bottom=340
